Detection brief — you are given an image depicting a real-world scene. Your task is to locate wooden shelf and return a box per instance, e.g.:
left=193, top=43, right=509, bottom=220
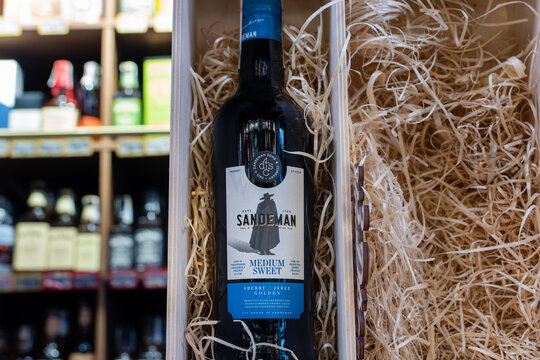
left=0, top=128, right=170, bottom=158
left=0, top=271, right=101, bottom=294
left=0, top=125, right=170, bottom=138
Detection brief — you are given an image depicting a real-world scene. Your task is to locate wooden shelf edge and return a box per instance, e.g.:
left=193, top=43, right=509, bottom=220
left=0, top=125, right=170, bottom=138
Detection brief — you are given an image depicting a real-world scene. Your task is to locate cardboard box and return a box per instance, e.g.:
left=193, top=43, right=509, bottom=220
left=166, top=1, right=355, bottom=359
left=0, top=60, right=23, bottom=109
left=143, top=57, right=172, bottom=125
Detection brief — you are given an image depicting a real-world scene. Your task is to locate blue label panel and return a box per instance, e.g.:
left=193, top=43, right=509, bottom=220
left=228, top=282, right=303, bottom=319
left=242, top=13, right=281, bottom=42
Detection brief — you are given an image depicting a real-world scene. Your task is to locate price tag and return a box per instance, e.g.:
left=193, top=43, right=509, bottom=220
left=16, top=273, right=43, bottom=292
left=0, top=139, right=9, bottom=157
left=144, top=135, right=169, bottom=156
left=74, top=272, right=100, bottom=290
left=39, top=139, right=64, bottom=157
left=43, top=271, right=73, bottom=291
left=142, top=268, right=167, bottom=289
left=116, top=13, right=149, bottom=33
left=117, top=137, right=144, bottom=157
left=153, top=13, right=172, bottom=33
left=11, top=140, right=36, bottom=158
left=0, top=274, right=14, bottom=292
left=109, top=270, right=139, bottom=290
left=37, top=18, right=69, bottom=35
left=0, top=18, right=22, bottom=37
left=65, top=137, right=92, bottom=156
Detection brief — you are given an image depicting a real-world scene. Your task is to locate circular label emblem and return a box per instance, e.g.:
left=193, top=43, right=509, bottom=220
left=250, top=151, right=282, bottom=183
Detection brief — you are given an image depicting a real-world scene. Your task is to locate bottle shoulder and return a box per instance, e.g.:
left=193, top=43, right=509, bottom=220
left=214, top=88, right=305, bottom=123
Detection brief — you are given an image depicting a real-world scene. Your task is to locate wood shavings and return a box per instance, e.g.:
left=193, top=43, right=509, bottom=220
left=347, top=0, right=540, bottom=359
left=184, top=19, right=337, bottom=360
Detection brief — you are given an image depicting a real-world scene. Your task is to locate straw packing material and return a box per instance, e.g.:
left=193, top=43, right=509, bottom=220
left=347, top=0, right=540, bottom=359
left=184, top=19, right=338, bottom=359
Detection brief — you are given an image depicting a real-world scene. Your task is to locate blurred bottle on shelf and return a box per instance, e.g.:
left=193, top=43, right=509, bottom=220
left=48, top=189, right=78, bottom=271
left=118, top=0, right=154, bottom=19
left=41, top=308, right=69, bottom=360
left=3, top=0, right=103, bottom=26
left=14, top=325, right=36, bottom=360
left=42, top=60, right=79, bottom=131
left=109, top=195, right=135, bottom=270
left=0, top=328, right=8, bottom=360
left=78, top=61, right=101, bottom=127
left=0, top=196, right=15, bottom=274
left=13, top=182, right=51, bottom=271
left=138, top=316, right=164, bottom=360
left=75, top=195, right=101, bottom=273
left=68, top=300, right=94, bottom=360
left=135, top=190, right=164, bottom=271
left=114, top=326, right=137, bottom=360
left=113, top=62, right=142, bottom=127
left=71, top=0, right=103, bottom=25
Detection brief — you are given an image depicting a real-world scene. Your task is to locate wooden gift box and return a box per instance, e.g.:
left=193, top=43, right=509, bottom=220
left=166, top=0, right=355, bottom=359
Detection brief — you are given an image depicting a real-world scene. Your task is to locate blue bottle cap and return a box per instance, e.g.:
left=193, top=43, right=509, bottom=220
left=242, top=0, right=282, bottom=16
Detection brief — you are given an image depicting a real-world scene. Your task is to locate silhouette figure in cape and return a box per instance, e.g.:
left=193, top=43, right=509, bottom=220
left=249, top=193, right=280, bottom=255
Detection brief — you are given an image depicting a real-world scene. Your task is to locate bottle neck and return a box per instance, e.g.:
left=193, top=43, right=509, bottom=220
left=238, top=0, right=283, bottom=91
left=239, top=39, right=284, bottom=90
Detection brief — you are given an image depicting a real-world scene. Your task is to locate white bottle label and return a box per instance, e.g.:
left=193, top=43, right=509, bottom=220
left=226, top=165, right=305, bottom=319
left=135, top=228, right=163, bottom=267
left=109, top=234, right=135, bottom=269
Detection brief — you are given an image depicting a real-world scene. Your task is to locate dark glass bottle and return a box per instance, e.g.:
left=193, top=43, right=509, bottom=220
left=212, top=1, right=315, bottom=359
left=68, top=301, right=94, bottom=360
left=113, top=327, right=136, bottom=360
left=109, top=195, right=135, bottom=270
left=0, top=196, right=14, bottom=273
left=41, top=309, right=69, bottom=360
left=138, top=316, right=165, bottom=360
left=78, top=61, right=102, bottom=127
left=0, top=328, right=8, bottom=360
left=14, top=325, right=36, bottom=360
left=134, top=190, right=164, bottom=271
left=112, top=61, right=142, bottom=126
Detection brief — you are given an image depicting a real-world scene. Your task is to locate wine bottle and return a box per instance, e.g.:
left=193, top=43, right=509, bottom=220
left=78, top=61, right=101, bottom=127
left=112, top=62, right=142, bottom=126
left=68, top=300, right=94, bottom=360
left=212, top=1, right=316, bottom=358
left=41, top=309, right=69, bottom=360
left=109, top=195, right=135, bottom=270
left=138, top=316, right=165, bottom=360
left=113, top=326, right=136, bottom=360
left=134, top=190, right=164, bottom=272
left=14, top=325, right=36, bottom=360
left=0, top=328, right=7, bottom=360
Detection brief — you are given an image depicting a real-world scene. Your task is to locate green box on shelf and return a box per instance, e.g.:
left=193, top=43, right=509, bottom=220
left=143, top=57, right=172, bottom=125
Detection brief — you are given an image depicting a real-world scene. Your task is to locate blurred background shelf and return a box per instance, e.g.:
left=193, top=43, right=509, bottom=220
left=0, top=0, right=172, bottom=359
